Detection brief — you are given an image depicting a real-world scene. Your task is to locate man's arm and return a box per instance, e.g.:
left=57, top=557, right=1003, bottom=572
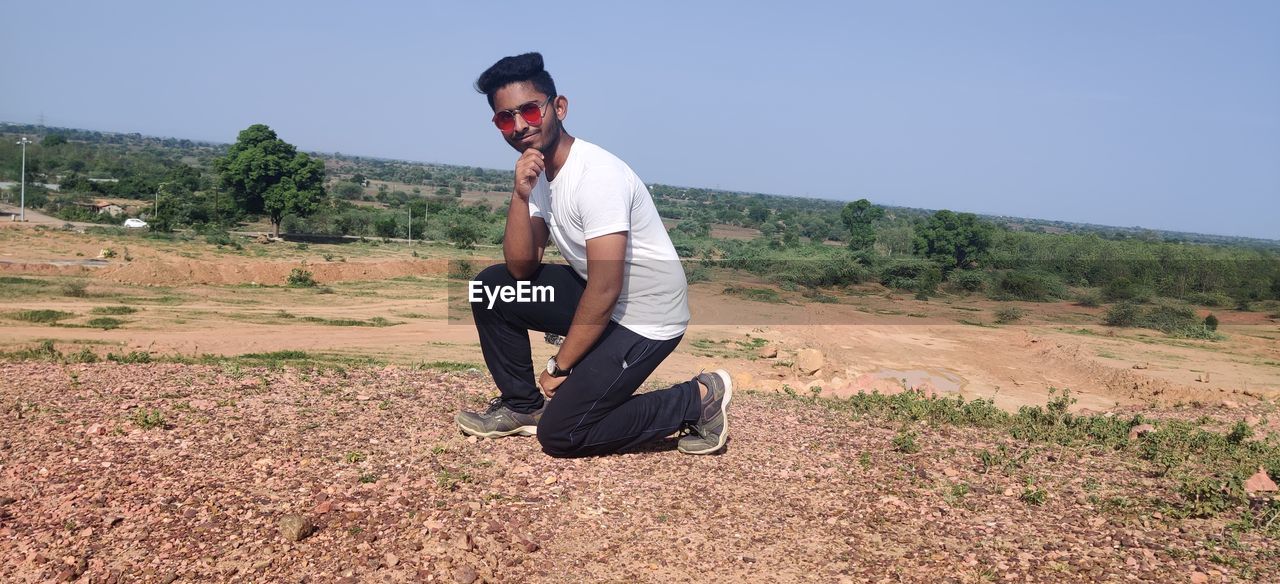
left=552, top=231, right=626, bottom=371
left=504, top=149, right=550, bottom=280
left=504, top=197, right=549, bottom=280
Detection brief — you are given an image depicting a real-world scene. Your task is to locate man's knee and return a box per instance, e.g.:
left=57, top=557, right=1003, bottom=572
left=536, top=422, right=584, bottom=458
left=473, top=263, right=513, bottom=287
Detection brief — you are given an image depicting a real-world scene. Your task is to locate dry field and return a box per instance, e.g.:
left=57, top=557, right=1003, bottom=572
left=1, top=222, right=1279, bottom=582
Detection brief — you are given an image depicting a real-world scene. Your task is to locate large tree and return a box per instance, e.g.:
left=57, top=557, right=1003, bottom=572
left=214, top=124, right=325, bottom=237
left=913, top=210, right=994, bottom=270
left=841, top=198, right=885, bottom=250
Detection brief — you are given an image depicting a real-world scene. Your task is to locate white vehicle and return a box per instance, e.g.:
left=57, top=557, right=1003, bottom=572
left=123, top=218, right=148, bottom=229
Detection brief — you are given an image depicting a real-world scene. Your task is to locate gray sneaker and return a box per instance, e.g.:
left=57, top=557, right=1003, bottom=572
left=678, top=369, right=733, bottom=455
left=456, top=398, right=542, bottom=438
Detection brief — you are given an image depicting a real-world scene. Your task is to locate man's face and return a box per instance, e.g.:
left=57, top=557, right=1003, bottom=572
left=491, top=81, right=564, bottom=154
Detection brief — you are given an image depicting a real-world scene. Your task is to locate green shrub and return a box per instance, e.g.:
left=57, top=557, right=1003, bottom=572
left=131, top=408, right=166, bottom=430
left=994, top=306, right=1026, bottom=324
left=991, top=270, right=1066, bottom=302
left=1142, top=304, right=1199, bottom=334
left=287, top=268, right=317, bottom=288
left=879, top=259, right=942, bottom=292
left=61, top=281, right=89, bottom=298
left=1103, top=278, right=1151, bottom=302
left=1185, top=291, right=1233, bottom=307
left=1103, top=302, right=1142, bottom=327
left=1074, top=291, right=1102, bottom=307
left=107, top=351, right=152, bottom=364
left=945, top=269, right=987, bottom=293
left=1203, top=314, right=1218, bottom=331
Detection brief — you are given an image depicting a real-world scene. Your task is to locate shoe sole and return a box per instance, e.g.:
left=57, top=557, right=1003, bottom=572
left=456, top=422, right=537, bottom=439
left=678, top=369, right=733, bottom=455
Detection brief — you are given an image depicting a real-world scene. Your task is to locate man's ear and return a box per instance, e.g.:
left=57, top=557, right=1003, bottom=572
left=554, top=95, right=569, bottom=121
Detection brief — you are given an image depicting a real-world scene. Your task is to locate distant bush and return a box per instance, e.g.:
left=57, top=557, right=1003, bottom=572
left=9, top=309, right=75, bottom=324
left=287, top=268, right=317, bottom=288
left=1184, top=292, right=1233, bottom=307
left=61, top=281, right=89, bottom=298
left=1103, top=302, right=1142, bottom=327
left=1104, top=302, right=1216, bottom=338
left=994, top=306, right=1026, bottom=324
left=1103, top=278, right=1151, bottom=303
left=879, top=259, right=942, bottom=292
left=944, top=269, right=987, bottom=294
left=991, top=270, right=1066, bottom=302
left=1203, top=314, right=1218, bottom=331
left=1074, top=291, right=1102, bottom=307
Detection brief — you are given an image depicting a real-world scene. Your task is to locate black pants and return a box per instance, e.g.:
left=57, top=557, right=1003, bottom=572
left=469, top=263, right=700, bottom=457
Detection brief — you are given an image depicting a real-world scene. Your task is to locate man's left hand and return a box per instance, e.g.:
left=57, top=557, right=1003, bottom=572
left=539, top=370, right=567, bottom=398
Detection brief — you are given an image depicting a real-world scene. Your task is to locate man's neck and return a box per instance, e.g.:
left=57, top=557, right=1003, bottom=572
left=544, top=132, right=575, bottom=182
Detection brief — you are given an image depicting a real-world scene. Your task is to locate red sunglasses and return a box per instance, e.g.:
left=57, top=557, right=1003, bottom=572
left=491, top=96, right=555, bottom=134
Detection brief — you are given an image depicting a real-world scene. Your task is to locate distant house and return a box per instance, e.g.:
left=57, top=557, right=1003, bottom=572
left=73, top=201, right=125, bottom=217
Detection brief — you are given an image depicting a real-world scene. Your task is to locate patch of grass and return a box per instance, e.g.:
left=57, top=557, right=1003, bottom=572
left=86, top=317, right=126, bottom=330
left=1019, top=481, right=1048, bottom=505
left=106, top=351, right=152, bottom=364
left=415, top=360, right=481, bottom=373
left=435, top=469, right=474, bottom=491
left=358, top=473, right=378, bottom=484
left=90, top=306, right=138, bottom=315
left=344, top=451, right=367, bottom=464
left=773, top=386, right=1280, bottom=532
left=131, top=408, right=166, bottom=430
left=298, top=316, right=400, bottom=327
left=722, top=285, right=785, bottom=303
left=8, top=309, right=76, bottom=324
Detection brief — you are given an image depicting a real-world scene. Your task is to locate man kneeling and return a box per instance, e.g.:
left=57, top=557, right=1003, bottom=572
left=455, top=52, right=731, bottom=457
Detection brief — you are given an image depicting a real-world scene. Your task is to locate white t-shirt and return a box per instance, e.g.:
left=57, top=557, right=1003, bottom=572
left=528, top=139, right=689, bottom=340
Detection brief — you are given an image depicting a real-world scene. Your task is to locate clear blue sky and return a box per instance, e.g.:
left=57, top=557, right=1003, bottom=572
left=2, top=1, right=1277, bottom=239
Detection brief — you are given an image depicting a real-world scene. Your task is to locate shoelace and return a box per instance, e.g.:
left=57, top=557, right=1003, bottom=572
left=482, top=396, right=506, bottom=415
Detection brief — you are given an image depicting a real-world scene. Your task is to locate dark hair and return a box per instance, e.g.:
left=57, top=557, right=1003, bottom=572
left=475, top=52, right=557, bottom=109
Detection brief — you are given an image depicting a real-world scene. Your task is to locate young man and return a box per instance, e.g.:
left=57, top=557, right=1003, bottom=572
left=455, top=52, right=732, bottom=458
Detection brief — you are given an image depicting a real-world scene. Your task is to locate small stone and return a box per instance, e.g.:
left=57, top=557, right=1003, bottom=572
left=756, top=345, right=778, bottom=359
left=1245, top=467, right=1278, bottom=493
left=452, top=566, right=478, bottom=584
left=543, top=475, right=557, bottom=485
left=943, top=468, right=959, bottom=478
left=454, top=532, right=474, bottom=551
left=1131, top=363, right=1148, bottom=370
left=160, top=573, right=179, bottom=584
left=1190, top=572, right=1209, bottom=584
left=278, top=514, right=314, bottom=542
left=104, top=515, right=123, bottom=529
left=313, top=501, right=332, bottom=514
left=1127, top=424, right=1156, bottom=441
left=0, top=496, right=15, bottom=506
left=385, top=552, right=399, bottom=567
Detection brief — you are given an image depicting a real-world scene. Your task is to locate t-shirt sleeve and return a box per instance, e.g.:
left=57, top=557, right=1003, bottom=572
left=575, top=166, right=632, bottom=240
left=527, top=176, right=550, bottom=221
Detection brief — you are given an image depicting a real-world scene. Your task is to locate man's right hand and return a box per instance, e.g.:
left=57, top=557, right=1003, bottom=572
left=513, top=148, right=545, bottom=202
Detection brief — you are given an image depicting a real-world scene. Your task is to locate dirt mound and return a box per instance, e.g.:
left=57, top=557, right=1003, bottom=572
left=96, top=258, right=450, bottom=286
left=2, top=362, right=1275, bottom=582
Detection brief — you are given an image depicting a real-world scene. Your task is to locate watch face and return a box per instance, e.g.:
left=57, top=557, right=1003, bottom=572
left=547, top=357, right=557, bottom=374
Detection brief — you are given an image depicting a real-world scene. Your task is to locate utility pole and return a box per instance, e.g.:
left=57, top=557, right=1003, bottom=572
left=16, top=137, right=31, bottom=222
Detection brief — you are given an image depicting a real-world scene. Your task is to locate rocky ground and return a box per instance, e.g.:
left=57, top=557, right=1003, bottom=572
left=1, top=362, right=1277, bottom=583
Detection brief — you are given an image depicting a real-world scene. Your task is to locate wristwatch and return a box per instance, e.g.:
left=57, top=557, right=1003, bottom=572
left=546, top=356, right=571, bottom=378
